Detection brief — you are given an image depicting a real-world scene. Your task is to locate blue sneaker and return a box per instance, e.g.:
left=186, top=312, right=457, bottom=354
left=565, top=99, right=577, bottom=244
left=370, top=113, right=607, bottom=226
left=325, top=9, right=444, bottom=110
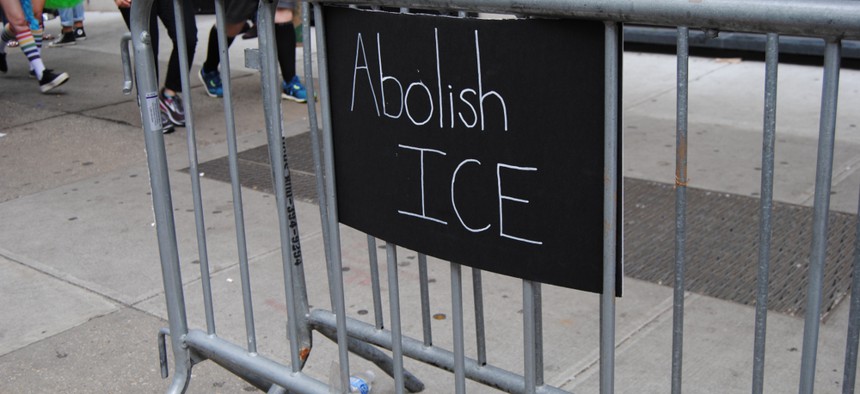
left=281, top=75, right=307, bottom=103
left=198, top=68, right=223, bottom=98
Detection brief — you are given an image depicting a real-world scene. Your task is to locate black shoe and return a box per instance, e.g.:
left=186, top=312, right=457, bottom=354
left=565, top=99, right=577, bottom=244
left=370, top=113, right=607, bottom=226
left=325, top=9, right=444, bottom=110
left=74, top=27, right=86, bottom=40
left=161, top=109, right=175, bottom=134
left=49, top=31, right=76, bottom=47
left=0, top=53, right=6, bottom=73
left=242, top=24, right=257, bottom=39
left=39, top=69, right=69, bottom=93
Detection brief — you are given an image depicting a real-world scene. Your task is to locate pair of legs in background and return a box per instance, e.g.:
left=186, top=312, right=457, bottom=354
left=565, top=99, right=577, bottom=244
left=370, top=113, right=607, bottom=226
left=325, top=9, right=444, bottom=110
left=118, top=0, right=197, bottom=133
left=0, top=0, right=69, bottom=92
left=49, top=3, right=85, bottom=47
left=198, top=0, right=307, bottom=103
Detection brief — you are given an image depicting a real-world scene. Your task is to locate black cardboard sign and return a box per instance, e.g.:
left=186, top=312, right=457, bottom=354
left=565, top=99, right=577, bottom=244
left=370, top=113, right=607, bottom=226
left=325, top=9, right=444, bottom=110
left=324, top=6, right=621, bottom=294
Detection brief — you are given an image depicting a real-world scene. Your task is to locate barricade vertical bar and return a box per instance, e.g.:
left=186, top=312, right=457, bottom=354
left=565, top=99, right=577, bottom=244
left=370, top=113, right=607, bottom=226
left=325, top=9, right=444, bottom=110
left=418, top=253, right=433, bottom=346
left=171, top=0, right=216, bottom=336
left=314, top=3, right=353, bottom=389
left=842, top=186, right=860, bottom=393
left=798, top=37, right=842, bottom=394
left=301, top=1, right=328, bottom=247
left=600, top=20, right=619, bottom=394
left=129, top=0, right=190, bottom=391
left=302, top=2, right=340, bottom=317
left=534, top=283, right=544, bottom=387
left=451, top=263, right=467, bottom=394
left=472, top=268, right=487, bottom=366
left=671, top=26, right=690, bottom=394
left=387, top=243, right=405, bottom=394
left=368, top=235, right=385, bottom=329
left=752, top=32, right=779, bottom=394
left=258, top=0, right=303, bottom=370
left=523, top=280, right=538, bottom=394
left=213, top=0, right=257, bottom=353
left=458, top=8, right=488, bottom=369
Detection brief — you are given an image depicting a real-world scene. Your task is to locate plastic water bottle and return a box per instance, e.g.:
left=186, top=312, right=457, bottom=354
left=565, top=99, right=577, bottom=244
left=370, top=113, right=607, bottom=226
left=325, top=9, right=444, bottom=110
left=349, top=370, right=375, bottom=394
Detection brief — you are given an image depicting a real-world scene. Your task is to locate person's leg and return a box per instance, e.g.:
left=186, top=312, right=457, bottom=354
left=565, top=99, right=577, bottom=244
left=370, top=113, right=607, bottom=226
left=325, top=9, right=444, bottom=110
left=155, top=0, right=196, bottom=126
left=57, top=7, right=73, bottom=29
left=0, top=0, right=29, bottom=72
left=155, top=0, right=196, bottom=94
left=72, top=3, right=85, bottom=39
left=199, top=0, right=252, bottom=97
left=50, top=6, right=76, bottom=46
left=119, top=4, right=160, bottom=75
left=1, top=0, right=40, bottom=75
left=274, top=7, right=295, bottom=83
left=0, top=0, right=67, bottom=90
left=29, top=0, right=43, bottom=48
left=274, top=3, right=306, bottom=103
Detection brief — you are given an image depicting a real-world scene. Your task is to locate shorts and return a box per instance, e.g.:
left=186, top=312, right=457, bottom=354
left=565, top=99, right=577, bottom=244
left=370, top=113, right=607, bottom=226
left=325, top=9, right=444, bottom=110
left=225, top=0, right=258, bottom=24
left=225, top=0, right=296, bottom=24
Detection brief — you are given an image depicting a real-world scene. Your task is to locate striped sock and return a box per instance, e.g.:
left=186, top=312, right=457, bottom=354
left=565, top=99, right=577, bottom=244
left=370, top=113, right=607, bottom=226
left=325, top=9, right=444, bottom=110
left=33, top=28, right=43, bottom=49
left=17, top=31, right=45, bottom=79
left=0, top=25, right=13, bottom=55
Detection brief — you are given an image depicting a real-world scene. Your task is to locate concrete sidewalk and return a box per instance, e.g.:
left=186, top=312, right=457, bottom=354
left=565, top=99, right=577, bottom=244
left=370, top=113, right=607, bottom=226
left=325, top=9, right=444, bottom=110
left=2, top=11, right=860, bottom=393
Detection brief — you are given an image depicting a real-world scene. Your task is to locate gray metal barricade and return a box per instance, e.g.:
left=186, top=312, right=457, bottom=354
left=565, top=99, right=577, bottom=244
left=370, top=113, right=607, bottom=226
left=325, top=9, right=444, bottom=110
left=123, top=0, right=860, bottom=393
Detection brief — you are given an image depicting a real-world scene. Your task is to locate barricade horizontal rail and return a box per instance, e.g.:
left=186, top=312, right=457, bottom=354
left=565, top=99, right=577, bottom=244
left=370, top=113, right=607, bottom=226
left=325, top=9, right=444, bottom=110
left=125, top=0, right=860, bottom=393
left=321, top=0, right=860, bottom=39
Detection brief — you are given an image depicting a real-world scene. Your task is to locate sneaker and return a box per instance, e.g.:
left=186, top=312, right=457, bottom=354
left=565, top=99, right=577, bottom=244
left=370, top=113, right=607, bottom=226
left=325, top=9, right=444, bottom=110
left=48, top=31, right=76, bottom=47
left=159, top=88, right=185, bottom=127
left=7, top=40, right=18, bottom=48
left=242, top=24, right=257, bottom=39
left=161, top=109, right=175, bottom=134
left=74, top=27, right=86, bottom=40
left=198, top=68, right=223, bottom=97
left=38, top=69, right=69, bottom=93
left=281, top=75, right=307, bottom=103
left=0, top=53, right=6, bottom=73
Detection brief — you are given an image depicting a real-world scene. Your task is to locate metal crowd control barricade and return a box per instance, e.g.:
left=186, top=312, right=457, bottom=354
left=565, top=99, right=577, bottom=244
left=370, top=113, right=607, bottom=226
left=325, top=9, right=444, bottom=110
left=123, top=0, right=860, bottom=392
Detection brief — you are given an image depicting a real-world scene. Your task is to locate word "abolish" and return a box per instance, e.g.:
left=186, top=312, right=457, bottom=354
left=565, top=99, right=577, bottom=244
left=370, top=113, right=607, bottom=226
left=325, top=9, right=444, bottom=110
left=349, top=29, right=509, bottom=131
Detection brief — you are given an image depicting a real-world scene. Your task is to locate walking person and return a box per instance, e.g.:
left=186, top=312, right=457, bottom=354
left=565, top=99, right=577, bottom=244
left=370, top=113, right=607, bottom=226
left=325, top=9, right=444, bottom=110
left=198, top=0, right=307, bottom=103
left=0, top=0, right=69, bottom=92
left=115, top=0, right=197, bottom=133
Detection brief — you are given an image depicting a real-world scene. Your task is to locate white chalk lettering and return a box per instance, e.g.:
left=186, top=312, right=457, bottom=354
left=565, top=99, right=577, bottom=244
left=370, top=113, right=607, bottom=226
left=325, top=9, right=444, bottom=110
left=397, top=144, right=448, bottom=225
left=475, top=30, right=508, bottom=131
left=351, top=33, right=380, bottom=116
left=348, top=29, right=508, bottom=131
left=458, top=89, right=478, bottom=128
left=435, top=28, right=444, bottom=128
left=405, top=82, right=434, bottom=126
left=497, top=163, right=541, bottom=245
left=451, top=159, right=491, bottom=233
left=378, top=33, right=403, bottom=119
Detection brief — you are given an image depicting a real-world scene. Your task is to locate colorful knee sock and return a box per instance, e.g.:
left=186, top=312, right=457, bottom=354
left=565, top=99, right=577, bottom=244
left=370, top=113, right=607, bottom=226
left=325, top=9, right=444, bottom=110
left=0, top=25, right=13, bottom=54
left=17, top=30, right=45, bottom=79
left=33, top=28, right=43, bottom=49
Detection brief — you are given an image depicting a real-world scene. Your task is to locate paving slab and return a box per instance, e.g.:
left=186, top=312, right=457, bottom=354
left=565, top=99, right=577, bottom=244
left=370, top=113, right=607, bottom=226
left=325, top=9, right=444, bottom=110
left=570, top=294, right=860, bottom=394
left=0, top=164, right=320, bottom=305
left=623, top=115, right=860, bottom=210
left=625, top=55, right=860, bottom=144
left=0, top=114, right=145, bottom=203
left=0, top=255, right=118, bottom=357
left=0, top=307, right=252, bottom=393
